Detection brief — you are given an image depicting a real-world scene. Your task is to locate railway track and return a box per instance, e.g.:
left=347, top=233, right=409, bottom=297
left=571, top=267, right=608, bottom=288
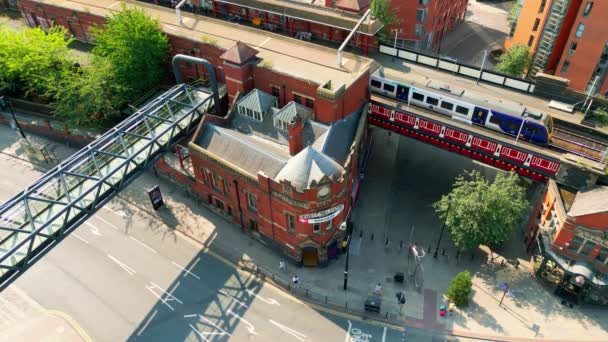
left=550, top=128, right=608, bottom=163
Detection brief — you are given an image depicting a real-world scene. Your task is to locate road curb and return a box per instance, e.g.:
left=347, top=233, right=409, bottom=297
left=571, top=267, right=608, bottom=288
left=46, top=310, right=94, bottom=342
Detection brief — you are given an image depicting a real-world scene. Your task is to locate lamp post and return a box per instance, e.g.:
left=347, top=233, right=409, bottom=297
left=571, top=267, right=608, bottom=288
left=393, top=28, right=399, bottom=49
left=343, top=221, right=352, bottom=290
left=0, top=95, right=26, bottom=140
left=433, top=196, right=451, bottom=258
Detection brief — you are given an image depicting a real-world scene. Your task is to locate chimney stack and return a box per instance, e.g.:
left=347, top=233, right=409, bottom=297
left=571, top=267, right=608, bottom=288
left=288, top=114, right=304, bottom=156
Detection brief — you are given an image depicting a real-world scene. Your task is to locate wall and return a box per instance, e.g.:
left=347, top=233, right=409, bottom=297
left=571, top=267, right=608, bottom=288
left=505, top=0, right=552, bottom=52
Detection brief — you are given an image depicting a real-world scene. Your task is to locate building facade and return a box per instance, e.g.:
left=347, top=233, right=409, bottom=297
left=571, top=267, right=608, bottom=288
left=526, top=180, right=608, bottom=306
left=506, top=0, right=608, bottom=95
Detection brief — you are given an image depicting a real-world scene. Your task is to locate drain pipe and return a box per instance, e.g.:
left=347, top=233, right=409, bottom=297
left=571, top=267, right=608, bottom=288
left=336, top=9, right=371, bottom=67
left=172, top=54, right=221, bottom=115
left=176, top=0, right=187, bottom=24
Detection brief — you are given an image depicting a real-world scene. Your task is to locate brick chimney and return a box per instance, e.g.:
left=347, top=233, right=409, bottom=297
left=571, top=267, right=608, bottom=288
left=288, top=114, right=304, bottom=156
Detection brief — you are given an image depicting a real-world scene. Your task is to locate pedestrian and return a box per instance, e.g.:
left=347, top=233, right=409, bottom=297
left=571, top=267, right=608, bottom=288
left=292, top=275, right=300, bottom=289
left=374, top=283, right=382, bottom=295
left=279, top=260, right=285, bottom=271
left=341, top=239, right=347, bottom=253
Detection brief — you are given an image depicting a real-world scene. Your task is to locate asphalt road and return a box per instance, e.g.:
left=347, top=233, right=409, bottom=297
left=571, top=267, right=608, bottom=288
left=0, top=135, right=408, bottom=341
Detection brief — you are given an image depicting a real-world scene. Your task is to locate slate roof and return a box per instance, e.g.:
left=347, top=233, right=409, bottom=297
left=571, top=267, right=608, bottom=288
left=273, top=102, right=313, bottom=128
left=320, top=107, right=362, bottom=165
left=275, top=146, right=344, bottom=189
left=335, top=0, right=369, bottom=11
left=197, top=124, right=288, bottom=178
left=219, top=41, right=259, bottom=65
left=568, top=185, right=608, bottom=217
left=236, top=89, right=277, bottom=114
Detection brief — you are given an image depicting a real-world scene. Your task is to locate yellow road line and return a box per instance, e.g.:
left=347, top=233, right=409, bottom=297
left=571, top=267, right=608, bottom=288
left=46, top=309, right=94, bottom=342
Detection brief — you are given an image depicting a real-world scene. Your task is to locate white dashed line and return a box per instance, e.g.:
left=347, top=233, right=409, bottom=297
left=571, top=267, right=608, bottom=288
left=107, top=254, right=136, bottom=276
left=72, top=233, right=89, bottom=245
left=171, top=261, right=200, bottom=279
left=130, top=236, right=158, bottom=254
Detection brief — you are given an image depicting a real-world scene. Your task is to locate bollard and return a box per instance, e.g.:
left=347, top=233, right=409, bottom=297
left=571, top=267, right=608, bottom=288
left=371, top=233, right=374, bottom=241
left=501, top=259, right=505, bottom=266
left=360, top=230, right=363, bottom=238
left=442, top=248, right=446, bottom=256
left=456, top=250, right=460, bottom=259
left=325, top=296, right=328, bottom=304
left=385, top=312, right=389, bottom=318
left=400, top=240, right=403, bottom=249
left=428, top=245, right=431, bottom=253
left=515, top=260, right=520, bottom=269
left=385, top=237, right=389, bottom=247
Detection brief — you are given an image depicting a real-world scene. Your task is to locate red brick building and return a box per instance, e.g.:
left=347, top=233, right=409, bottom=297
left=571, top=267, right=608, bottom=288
left=506, top=0, right=608, bottom=95
left=18, top=0, right=373, bottom=266
left=526, top=179, right=608, bottom=305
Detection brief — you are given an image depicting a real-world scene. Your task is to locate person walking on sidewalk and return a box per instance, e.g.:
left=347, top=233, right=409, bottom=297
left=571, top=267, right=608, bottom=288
left=374, top=283, right=383, bottom=296
left=279, top=260, right=285, bottom=271
left=292, top=275, right=300, bottom=289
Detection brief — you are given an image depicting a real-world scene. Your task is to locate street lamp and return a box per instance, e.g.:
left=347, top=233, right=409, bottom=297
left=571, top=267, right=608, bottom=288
left=0, top=95, right=27, bottom=140
left=433, top=196, right=451, bottom=258
left=343, top=220, right=353, bottom=290
left=393, top=28, right=399, bottom=49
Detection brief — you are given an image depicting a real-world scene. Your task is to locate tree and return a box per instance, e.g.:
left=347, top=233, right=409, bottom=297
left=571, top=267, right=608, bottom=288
left=371, top=0, right=398, bottom=27
left=51, top=62, right=124, bottom=128
left=496, top=44, right=531, bottom=77
left=433, top=170, right=528, bottom=253
left=447, top=271, right=473, bottom=307
left=91, top=5, right=170, bottom=104
left=0, top=25, right=75, bottom=98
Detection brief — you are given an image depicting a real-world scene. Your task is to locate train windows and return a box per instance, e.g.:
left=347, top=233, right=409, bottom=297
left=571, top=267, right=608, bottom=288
left=412, top=92, right=425, bottom=101
left=426, top=97, right=439, bottom=106
left=440, top=101, right=454, bottom=110
left=489, top=115, right=501, bottom=125
left=371, top=80, right=382, bottom=88
left=455, top=106, right=469, bottom=115
left=383, top=83, right=395, bottom=92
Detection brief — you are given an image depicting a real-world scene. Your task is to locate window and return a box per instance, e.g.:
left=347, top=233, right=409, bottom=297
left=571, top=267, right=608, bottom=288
left=294, top=93, right=302, bottom=104
left=416, top=9, right=426, bottom=22
left=560, top=60, right=570, bottom=74
left=567, top=235, right=584, bottom=252
left=415, top=24, right=425, bottom=36
left=271, top=85, right=280, bottom=98
left=412, top=92, right=425, bottom=101
left=568, top=42, right=578, bottom=56
left=597, top=247, right=608, bottom=264
left=203, top=168, right=212, bottom=185
left=371, top=80, right=382, bottom=88
left=528, top=35, right=535, bottom=47
left=305, top=98, right=314, bottom=109
left=313, top=223, right=321, bottom=233
left=383, top=83, right=395, bottom=92
left=575, top=23, right=585, bottom=38
left=455, top=106, right=469, bottom=115
left=247, top=193, right=257, bottom=211
left=211, top=173, right=222, bottom=190
left=286, top=213, right=295, bottom=231
left=425, top=97, right=439, bottom=106
left=223, top=179, right=230, bottom=194
left=489, top=115, right=502, bottom=125
left=532, top=18, right=540, bottom=31
left=539, top=0, right=547, bottom=13
left=600, top=52, right=608, bottom=65
left=440, top=101, right=454, bottom=110
left=583, top=1, right=593, bottom=17
left=579, top=240, right=595, bottom=257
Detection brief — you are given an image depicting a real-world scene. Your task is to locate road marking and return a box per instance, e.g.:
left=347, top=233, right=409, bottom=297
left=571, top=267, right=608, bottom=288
left=218, top=290, right=248, bottom=308
left=186, top=314, right=232, bottom=341
left=84, top=221, right=102, bottom=236
left=227, top=309, right=257, bottom=335
left=94, top=215, right=120, bottom=231
left=269, top=319, right=307, bottom=341
left=183, top=314, right=197, bottom=318
left=107, top=254, right=136, bottom=276
left=171, top=261, right=200, bottom=279
left=246, top=289, right=280, bottom=305
left=146, top=282, right=183, bottom=311
left=72, top=233, right=89, bottom=245
left=345, top=320, right=352, bottom=342
left=382, top=326, right=387, bottom=342
left=103, top=206, right=126, bottom=217
left=136, top=310, right=157, bottom=336
left=130, top=236, right=158, bottom=254
left=258, top=37, right=271, bottom=48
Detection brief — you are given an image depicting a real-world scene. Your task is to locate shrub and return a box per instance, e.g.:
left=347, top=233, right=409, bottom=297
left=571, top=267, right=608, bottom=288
left=447, top=270, right=473, bottom=307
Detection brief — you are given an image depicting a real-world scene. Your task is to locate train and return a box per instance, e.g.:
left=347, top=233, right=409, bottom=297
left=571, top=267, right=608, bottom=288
left=369, top=69, right=554, bottom=144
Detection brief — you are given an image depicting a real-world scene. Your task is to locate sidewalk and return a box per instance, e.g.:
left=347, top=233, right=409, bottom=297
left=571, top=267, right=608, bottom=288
left=2, top=122, right=607, bottom=341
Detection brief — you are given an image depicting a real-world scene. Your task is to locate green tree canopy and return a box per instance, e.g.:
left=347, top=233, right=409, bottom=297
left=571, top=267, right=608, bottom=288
left=447, top=270, right=473, bottom=307
left=0, top=25, right=75, bottom=97
left=433, top=170, right=528, bottom=252
left=496, top=44, right=531, bottom=77
left=371, top=0, right=397, bottom=27
left=91, top=5, right=170, bottom=104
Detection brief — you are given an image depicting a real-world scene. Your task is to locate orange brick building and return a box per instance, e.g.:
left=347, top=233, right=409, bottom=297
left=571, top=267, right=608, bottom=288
left=506, top=0, right=608, bottom=95
left=526, top=179, right=608, bottom=305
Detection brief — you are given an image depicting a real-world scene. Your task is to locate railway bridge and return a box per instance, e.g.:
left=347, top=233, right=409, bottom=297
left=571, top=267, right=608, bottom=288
left=369, top=95, right=607, bottom=189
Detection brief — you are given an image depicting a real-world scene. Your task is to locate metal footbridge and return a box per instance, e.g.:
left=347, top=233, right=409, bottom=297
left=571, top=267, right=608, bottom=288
left=0, top=82, right=215, bottom=290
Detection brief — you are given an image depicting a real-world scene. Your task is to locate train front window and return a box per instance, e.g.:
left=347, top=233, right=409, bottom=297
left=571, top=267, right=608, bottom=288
left=371, top=80, right=382, bottom=88
left=546, top=116, right=554, bottom=134
left=383, top=84, right=395, bottom=92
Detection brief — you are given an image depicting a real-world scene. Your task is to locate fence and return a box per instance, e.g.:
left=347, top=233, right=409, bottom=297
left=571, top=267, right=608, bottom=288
left=378, top=43, right=536, bottom=94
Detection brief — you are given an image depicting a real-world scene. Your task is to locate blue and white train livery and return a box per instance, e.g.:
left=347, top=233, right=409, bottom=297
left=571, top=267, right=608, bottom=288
left=369, top=70, right=554, bottom=144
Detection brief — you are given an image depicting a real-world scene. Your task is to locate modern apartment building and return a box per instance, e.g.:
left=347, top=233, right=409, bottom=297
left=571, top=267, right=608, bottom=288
left=506, top=0, right=608, bottom=95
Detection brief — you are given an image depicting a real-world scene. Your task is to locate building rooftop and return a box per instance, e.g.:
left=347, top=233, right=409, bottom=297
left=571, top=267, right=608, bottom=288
left=568, top=185, right=608, bottom=217
left=195, top=89, right=362, bottom=186
left=220, top=41, right=259, bottom=65
left=34, top=0, right=373, bottom=91
left=335, top=0, right=369, bottom=12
